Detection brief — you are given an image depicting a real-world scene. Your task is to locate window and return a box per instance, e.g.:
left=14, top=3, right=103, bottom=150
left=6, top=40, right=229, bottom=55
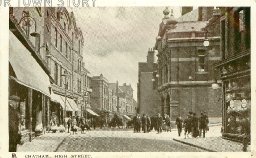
left=54, top=62, right=58, bottom=85
left=198, top=55, right=205, bottom=72
left=69, top=47, right=72, bottom=61
left=60, top=66, right=62, bottom=87
left=65, top=42, right=68, bottom=58
left=60, top=35, right=62, bottom=52
left=46, top=10, right=49, bottom=17
left=55, top=28, right=58, bottom=48
left=64, top=22, right=66, bottom=31
left=78, top=40, right=81, bottom=54
left=21, top=11, right=30, bottom=37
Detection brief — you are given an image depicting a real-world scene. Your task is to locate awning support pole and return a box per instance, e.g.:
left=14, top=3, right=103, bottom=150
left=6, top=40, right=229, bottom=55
left=28, top=88, right=33, bottom=142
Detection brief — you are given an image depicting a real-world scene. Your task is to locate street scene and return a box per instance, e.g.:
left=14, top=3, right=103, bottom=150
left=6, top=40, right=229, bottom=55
left=9, top=6, right=251, bottom=152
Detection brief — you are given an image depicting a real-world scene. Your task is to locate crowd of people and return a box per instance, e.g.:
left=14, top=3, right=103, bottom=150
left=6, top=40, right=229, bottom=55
left=132, top=111, right=209, bottom=139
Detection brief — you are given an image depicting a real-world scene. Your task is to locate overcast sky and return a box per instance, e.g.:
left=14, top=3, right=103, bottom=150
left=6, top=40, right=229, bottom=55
left=73, top=7, right=181, bottom=100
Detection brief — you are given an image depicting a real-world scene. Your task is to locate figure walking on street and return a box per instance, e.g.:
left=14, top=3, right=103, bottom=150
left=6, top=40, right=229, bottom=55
left=183, top=114, right=191, bottom=138
left=141, top=114, right=147, bottom=133
left=176, top=116, right=183, bottom=136
left=146, top=115, right=151, bottom=132
left=9, top=95, right=21, bottom=152
left=67, top=116, right=71, bottom=133
left=156, top=113, right=163, bottom=134
left=199, top=112, right=208, bottom=138
left=191, top=113, right=199, bottom=138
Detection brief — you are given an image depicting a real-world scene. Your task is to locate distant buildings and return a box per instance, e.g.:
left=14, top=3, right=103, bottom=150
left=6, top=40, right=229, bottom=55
left=137, top=48, right=161, bottom=116
left=91, top=74, right=137, bottom=122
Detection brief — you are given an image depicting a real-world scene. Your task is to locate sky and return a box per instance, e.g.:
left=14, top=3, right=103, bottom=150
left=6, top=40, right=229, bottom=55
left=73, top=7, right=182, bottom=100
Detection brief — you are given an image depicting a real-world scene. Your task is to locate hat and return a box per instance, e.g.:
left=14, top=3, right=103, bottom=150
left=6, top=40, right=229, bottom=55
left=9, top=95, right=20, bottom=101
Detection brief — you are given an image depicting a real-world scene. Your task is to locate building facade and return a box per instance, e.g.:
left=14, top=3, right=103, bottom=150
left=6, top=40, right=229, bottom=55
left=9, top=7, right=91, bottom=142
left=215, top=7, right=250, bottom=142
left=155, top=7, right=222, bottom=120
left=9, top=7, right=52, bottom=142
left=137, top=48, right=161, bottom=116
left=91, top=74, right=110, bottom=112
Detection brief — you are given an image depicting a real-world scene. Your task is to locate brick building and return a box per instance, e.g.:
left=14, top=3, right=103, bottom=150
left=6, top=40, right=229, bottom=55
left=215, top=7, right=250, bottom=142
left=137, top=48, right=161, bottom=116
left=155, top=7, right=222, bottom=120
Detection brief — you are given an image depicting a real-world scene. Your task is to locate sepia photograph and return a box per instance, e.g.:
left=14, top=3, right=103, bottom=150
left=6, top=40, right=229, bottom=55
left=7, top=6, right=251, bottom=153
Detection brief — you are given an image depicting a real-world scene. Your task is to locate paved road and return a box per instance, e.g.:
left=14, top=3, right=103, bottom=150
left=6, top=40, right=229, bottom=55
left=56, top=130, right=204, bottom=152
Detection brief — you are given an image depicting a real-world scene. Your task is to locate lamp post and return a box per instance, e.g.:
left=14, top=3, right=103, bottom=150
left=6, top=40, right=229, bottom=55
left=61, top=71, right=70, bottom=127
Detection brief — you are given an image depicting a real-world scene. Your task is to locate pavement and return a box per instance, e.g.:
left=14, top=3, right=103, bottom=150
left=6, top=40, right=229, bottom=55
left=17, top=132, right=70, bottom=152
left=172, top=125, right=251, bottom=152
left=17, top=124, right=250, bottom=152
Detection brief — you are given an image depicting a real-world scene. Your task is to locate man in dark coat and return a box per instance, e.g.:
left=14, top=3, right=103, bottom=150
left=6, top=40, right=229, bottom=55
left=9, top=95, right=21, bottom=152
left=199, top=112, right=208, bottom=138
left=176, top=116, right=183, bottom=136
left=183, top=114, right=191, bottom=138
left=141, top=114, right=147, bottom=133
left=192, top=113, right=199, bottom=138
left=156, top=113, right=163, bottom=133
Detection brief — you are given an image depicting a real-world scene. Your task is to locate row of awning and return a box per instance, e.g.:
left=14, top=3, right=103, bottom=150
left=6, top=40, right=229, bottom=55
left=9, top=31, right=99, bottom=117
left=51, top=92, right=99, bottom=116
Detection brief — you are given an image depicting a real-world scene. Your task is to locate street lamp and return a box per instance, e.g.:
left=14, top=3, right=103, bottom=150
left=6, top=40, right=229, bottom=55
left=61, top=71, right=70, bottom=127
left=83, top=90, right=89, bottom=120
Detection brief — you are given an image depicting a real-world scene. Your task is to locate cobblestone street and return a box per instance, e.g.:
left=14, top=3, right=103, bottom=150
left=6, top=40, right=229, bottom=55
left=56, top=130, right=204, bottom=152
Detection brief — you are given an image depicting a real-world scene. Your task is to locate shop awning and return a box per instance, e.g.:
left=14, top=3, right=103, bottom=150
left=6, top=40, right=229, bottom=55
left=123, top=115, right=131, bottom=120
left=67, top=98, right=79, bottom=111
left=86, top=108, right=99, bottom=116
left=58, top=95, right=73, bottom=111
left=9, top=31, right=51, bottom=96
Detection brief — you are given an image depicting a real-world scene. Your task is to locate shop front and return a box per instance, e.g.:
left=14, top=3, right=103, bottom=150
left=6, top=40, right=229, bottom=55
left=217, top=52, right=250, bottom=142
left=9, top=31, right=51, bottom=141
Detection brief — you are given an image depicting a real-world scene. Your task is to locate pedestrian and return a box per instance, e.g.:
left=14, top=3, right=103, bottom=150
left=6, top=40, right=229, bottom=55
left=9, top=95, right=22, bottom=152
left=164, top=114, right=171, bottom=132
left=191, top=113, right=199, bottom=138
left=146, top=115, right=151, bottom=132
left=199, top=112, right=208, bottom=138
left=67, top=116, right=71, bottom=133
left=136, top=114, right=142, bottom=132
left=141, top=114, right=147, bottom=133
left=156, top=113, right=163, bottom=134
left=183, top=114, right=191, bottom=138
left=176, top=116, right=183, bottom=136
left=80, top=117, right=86, bottom=134
left=133, top=114, right=138, bottom=133
left=71, top=116, right=78, bottom=134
